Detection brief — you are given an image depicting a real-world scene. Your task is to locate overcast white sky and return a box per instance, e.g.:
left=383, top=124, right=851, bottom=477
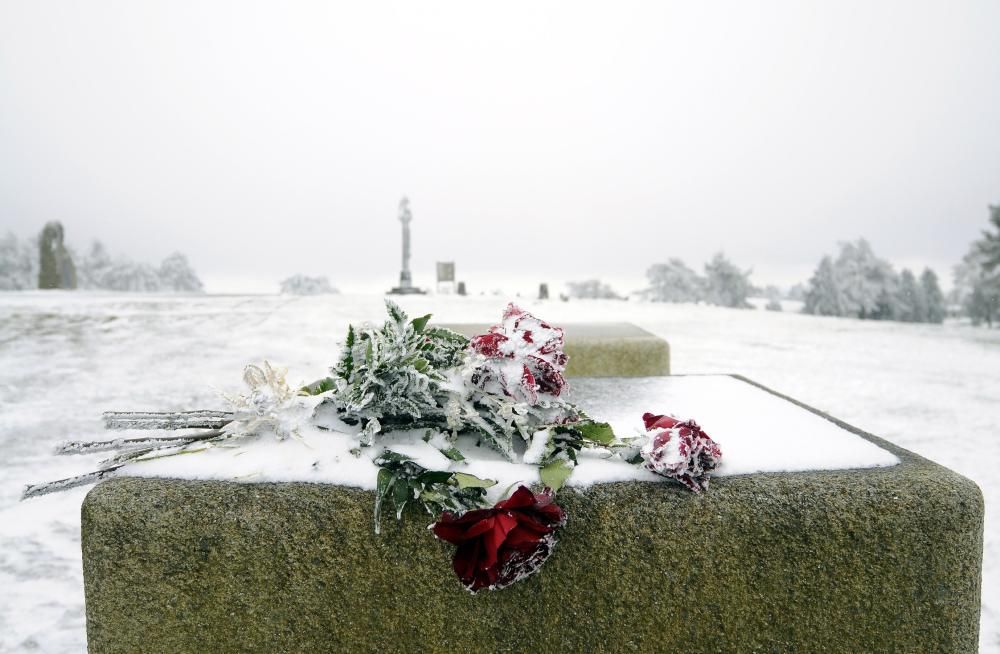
left=1, top=1, right=998, bottom=293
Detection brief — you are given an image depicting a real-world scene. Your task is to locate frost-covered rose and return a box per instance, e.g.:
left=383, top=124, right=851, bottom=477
left=640, top=413, right=722, bottom=493
left=431, top=485, right=566, bottom=592
left=468, top=304, right=568, bottom=404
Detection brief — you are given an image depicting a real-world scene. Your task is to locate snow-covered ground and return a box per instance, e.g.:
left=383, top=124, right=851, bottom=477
left=1, top=292, right=997, bottom=652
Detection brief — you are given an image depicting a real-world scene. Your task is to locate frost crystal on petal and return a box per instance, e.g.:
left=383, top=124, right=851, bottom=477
left=468, top=303, right=569, bottom=404
left=639, top=413, right=722, bottom=492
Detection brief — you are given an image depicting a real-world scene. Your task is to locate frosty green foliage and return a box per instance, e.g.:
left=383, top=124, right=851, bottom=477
left=320, top=300, right=468, bottom=430
left=372, top=449, right=494, bottom=533
left=304, top=300, right=595, bottom=463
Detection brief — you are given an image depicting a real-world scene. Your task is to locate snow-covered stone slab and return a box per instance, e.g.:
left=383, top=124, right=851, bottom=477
left=442, top=322, right=670, bottom=377
left=80, top=376, right=983, bottom=653
left=570, top=375, right=902, bottom=477
left=115, top=376, right=900, bottom=493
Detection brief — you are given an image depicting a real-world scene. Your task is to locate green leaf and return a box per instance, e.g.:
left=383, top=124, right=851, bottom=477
left=439, top=447, right=466, bottom=462
left=453, top=472, right=497, bottom=489
left=578, top=421, right=616, bottom=446
left=385, top=299, right=407, bottom=324
left=410, top=313, right=432, bottom=333
left=393, top=478, right=412, bottom=518
left=539, top=460, right=574, bottom=492
left=417, top=470, right=454, bottom=485
left=336, top=325, right=356, bottom=379
left=300, top=377, right=336, bottom=396
left=413, top=357, right=429, bottom=372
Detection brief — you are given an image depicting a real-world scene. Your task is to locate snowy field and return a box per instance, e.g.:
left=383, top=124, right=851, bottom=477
left=1, top=291, right=997, bottom=652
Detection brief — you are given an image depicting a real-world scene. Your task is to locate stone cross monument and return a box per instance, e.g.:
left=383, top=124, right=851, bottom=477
left=399, top=197, right=412, bottom=288
left=389, top=196, right=425, bottom=295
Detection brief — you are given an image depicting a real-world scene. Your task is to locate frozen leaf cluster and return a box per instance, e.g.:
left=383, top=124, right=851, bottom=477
left=372, top=449, right=495, bottom=534
left=306, top=300, right=469, bottom=443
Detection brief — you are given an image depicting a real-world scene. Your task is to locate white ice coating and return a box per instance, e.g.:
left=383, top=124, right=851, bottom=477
left=123, top=375, right=899, bottom=498
left=522, top=430, right=551, bottom=465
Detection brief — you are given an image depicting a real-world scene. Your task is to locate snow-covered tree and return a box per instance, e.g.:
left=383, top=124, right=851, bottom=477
left=976, top=205, right=1000, bottom=271
left=762, top=285, right=783, bottom=301
left=803, top=239, right=901, bottom=320
left=920, top=268, right=946, bottom=324
left=159, top=253, right=204, bottom=292
left=0, top=232, right=37, bottom=290
left=77, top=241, right=113, bottom=289
left=644, top=258, right=703, bottom=302
left=833, top=239, right=898, bottom=319
left=803, top=256, right=844, bottom=316
left=786, top=283, right=807, bottom=301
left=280, top=274, right=338, bottom=295
left=703, top=252, right=752, bottom=309
left=954, top=247, right=1000, bottom=327
left=76, top=241, right=203, bottom=292
left=102, top=261, right=163, bottom=291
left=894, top=269, right=926, bottom=323
left=566, top=279, right=622, bottom=300
left=804, top=240, right=948, bottom=324
left=952, top=206, right=1000, bottom=327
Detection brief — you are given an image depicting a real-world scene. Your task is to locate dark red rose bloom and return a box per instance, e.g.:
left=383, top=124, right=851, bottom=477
left=468, top=304, right=568, bottom=404
left=640, top=412, right=722, bottom=493
left=431, top=485, right=567, bottom=592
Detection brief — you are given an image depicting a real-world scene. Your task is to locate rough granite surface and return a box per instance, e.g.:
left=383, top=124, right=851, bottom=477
left=81, top=377, right=982, bottom=653
left=441, top=322, right=671, bottom=377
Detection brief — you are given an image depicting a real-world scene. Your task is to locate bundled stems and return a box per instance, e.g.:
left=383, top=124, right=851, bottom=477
left=103, top=410, right=232, bottom=431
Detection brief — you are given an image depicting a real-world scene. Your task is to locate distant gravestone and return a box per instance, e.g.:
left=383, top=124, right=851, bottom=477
left=538, top=283, right=549, bottom=300
left=457, top=281, right=467, bottom=296
left=38, top=221, right=77, bottom=289
left=436, top=261, right=455, bottom=294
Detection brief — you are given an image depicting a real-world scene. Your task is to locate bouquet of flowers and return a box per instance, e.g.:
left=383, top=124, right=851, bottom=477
left=25, top=301, right=722, bottom=592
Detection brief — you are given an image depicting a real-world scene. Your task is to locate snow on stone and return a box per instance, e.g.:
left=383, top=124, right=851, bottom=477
left=570, top=376, right=900, bottom=477
left=121, top=375, right=898, bottom=496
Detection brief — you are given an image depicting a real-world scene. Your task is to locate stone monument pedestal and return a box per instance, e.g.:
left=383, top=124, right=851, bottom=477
left=79, top=376, right=982, bottom=653
left=387, top=285, right=426, bottom=295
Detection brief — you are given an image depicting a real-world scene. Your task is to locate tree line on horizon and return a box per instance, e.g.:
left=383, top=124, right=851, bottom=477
left=0, top=221, right=204, bottom=292
left=567, top=205, right=1000, bottom=327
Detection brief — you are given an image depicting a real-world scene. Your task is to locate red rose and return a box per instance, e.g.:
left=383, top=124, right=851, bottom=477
left=469, top=304, right=568, bottom=404
left=640, top=413, right=722, bottom=493
left=431, top=485, right=566, bottom=592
